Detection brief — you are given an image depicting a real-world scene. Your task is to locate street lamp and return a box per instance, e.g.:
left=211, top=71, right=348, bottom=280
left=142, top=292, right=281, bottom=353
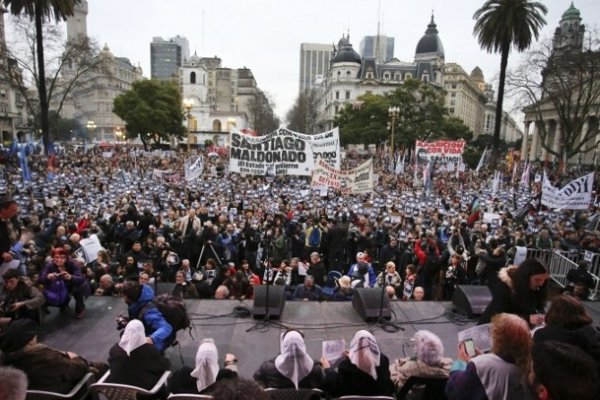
left=388, top=106, right=400, bottom=161
left=86, top=120, right=97, bottom=141
left=183, top=98, right=194, bottom=151
left=115, top=126, right=124, bottom=142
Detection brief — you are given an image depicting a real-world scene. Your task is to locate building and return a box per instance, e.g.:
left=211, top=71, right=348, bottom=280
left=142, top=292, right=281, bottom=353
left=318, top=15, right=445, bottom=130
left=299, top=43, right=334, bottom=92
left=443, top=63, right=487, bottom=136
left=61, top=4, right=143, bottom=141
left=521, top=2, right=599, bottom=164
left=150, top=35, right=189, bottom=81
left=359, top=35, right=394, bottom=63
left=0, top=7, right=28, bottom=144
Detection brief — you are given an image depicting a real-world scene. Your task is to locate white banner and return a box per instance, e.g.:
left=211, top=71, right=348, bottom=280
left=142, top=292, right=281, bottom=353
left=416, top=140, right=465, bottom=163
left=185, top=155, right=204, bottom=181
left=229, top=127, right=341, bottom=176
left=542, top=172, right=595, bottom=210
left=311, top=157, right=374, bottom=195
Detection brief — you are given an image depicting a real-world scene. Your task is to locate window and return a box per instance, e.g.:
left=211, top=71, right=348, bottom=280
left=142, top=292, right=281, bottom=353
left=190, top=72, right=196, bottom=84
left=334, top=105, right=339, bottom=114
left=452, top=83, right=457, bottom=89
left=404, top=73, right=412, bottom=80
left=213, top=119, right=222, bottom=132
left=383, top=73, right=390, bottom=81
left=366, top=71, right=374, bottom=79
left=449, top=108, right=455, bottom=113
left=394, top=73, right=401, bottom=81
left=422, top=74, right=429, bottom=83
left=335, top=91, right=339, bottom=100
left=345, top=91, right=350, bottom=100
left=346, top=70, right=351, bottom=78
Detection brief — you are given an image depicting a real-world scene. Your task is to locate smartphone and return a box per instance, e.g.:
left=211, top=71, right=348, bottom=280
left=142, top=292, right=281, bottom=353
left=463, top=339, right=477, bottom=357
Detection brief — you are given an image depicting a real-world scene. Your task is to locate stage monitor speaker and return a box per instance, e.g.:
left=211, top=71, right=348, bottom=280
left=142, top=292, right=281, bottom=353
left=452, top=285, right=492, bottom=317
left=352, top=288, right=391, bottom=321
left=252, top=285, right=286, bottom=319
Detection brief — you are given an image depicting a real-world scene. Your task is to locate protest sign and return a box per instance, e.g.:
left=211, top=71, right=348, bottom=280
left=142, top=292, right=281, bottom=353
left=311, top=158, right=374, bottom=195
left=416, top=140, right=465, bottom=162
left=542, top=172, right=595, bottom=210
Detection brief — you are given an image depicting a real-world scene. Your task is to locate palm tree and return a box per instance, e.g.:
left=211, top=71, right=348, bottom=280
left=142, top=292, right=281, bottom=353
left=2, top=0, right=80, bottom=152
left=473, top=0, right=547, bottom=162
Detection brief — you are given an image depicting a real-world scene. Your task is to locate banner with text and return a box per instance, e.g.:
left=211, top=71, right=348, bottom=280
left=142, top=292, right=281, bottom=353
left=229, top=127, right=341, bottom=176
left=542, top=172, right=595, bottom=210
left=311, top=157, right=374, bottom=195
left=415, top=140, right=465, bottom=163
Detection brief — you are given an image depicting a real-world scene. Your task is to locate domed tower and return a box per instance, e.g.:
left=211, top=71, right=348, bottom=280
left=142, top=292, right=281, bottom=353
left=415, top=14, right=445, bottom=63
left=553, top=2, right=584, bottom=53
left=330, top=34, right=362, bottom=82
left=470, top=66, right=485, bottom=92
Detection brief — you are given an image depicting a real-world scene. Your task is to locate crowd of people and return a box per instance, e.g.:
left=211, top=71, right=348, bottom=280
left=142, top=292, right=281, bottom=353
left=0, top=144, right=599, bottom=399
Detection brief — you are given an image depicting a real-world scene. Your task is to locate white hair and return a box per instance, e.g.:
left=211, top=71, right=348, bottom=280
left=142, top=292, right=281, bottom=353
left=414, top=330, right=445, bottom=366
left=0, top=366, right=28, bottom=400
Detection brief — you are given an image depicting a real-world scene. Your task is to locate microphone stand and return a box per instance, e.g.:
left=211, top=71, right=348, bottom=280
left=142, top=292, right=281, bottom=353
left=375, top=264, right=404, bottom=332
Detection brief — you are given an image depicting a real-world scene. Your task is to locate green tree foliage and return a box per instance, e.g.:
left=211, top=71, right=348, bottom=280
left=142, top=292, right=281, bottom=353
left=113, top=80, right=185, bottom=149
left=2, top=0, right=82, bottom=153
left=334, top=79, right=473, bottom=147
left=473, top=0, right=547, bottom=160
left=286, top=88, right=321, bottom=133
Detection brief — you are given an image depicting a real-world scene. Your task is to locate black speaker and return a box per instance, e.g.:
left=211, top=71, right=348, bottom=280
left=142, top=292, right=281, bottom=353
left=352, top=288, right=391, bottom=321
left=252, top=285, right=286, bottom=319
left=452, top=285, right=492, bottom=317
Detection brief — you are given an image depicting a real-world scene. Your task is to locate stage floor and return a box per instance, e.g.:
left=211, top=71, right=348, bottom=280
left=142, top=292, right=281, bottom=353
left=39, top=294, right=600, bottom=377
left=39, top=295, right=477, bottom=376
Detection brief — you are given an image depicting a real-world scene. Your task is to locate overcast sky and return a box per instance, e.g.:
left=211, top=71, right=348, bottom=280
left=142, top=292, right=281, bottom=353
left=15, top=0, right=600, bottom=123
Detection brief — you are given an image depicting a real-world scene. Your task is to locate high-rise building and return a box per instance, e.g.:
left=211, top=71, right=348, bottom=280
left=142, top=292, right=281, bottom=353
left=299, top=43, right=334, bottom=92
left=151, top=36, right=189, bottom=80
left=359, top=35, right=394, bottom=63
left=66, top=0, right=88, bottom=42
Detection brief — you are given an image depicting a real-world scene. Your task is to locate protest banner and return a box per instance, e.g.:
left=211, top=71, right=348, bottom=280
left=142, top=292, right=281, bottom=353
left=229, top=127, right=341, bottom=176
left=311, top=157, right=374, bottom=195
left=416, top=140, right=465, bottom=163
left=185, top=155, right=204, bottom=181
left=542, top=172, right=595, bottom=210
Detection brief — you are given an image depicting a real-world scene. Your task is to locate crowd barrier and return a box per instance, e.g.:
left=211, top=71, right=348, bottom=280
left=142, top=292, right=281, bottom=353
left=526, top=248, right=600, bottom=300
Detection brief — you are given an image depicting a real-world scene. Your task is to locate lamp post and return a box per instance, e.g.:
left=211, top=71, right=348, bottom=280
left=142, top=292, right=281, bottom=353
left=388, top=106, right=399, bottom=162
left=183, top=98, right=194, bottom=151
left=86, top=120, right=97, bottom=141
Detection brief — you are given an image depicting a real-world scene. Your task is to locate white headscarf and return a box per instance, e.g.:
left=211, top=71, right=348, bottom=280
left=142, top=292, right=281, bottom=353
left=274, top=331, right=314, bottom=389
left=349, top=330, right=381, bottom=380
left=190, top=339, right=220, bottom=393
left=119, top=320, right=147, bottom=356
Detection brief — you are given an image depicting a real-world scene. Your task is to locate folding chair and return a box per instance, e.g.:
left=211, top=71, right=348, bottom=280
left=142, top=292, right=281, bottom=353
left=26, top=372, right=94, bottom=400
left=395, top=376, right=449, bottom=400
left=167, top=394, right=215, bottom=399
left=264, top=388, right=324, bottom=400
left=90, top=370, right=171, bottom=400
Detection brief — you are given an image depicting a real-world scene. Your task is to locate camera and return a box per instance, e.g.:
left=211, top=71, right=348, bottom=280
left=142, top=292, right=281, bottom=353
left=116, top=315, right=129, bottom=331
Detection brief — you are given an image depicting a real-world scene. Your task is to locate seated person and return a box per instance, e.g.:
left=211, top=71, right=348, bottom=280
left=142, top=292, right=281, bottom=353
left=376, top=262, right=402, bottom=295
left=214, top=285, right=230, bottom=299
left=564, top=260, right=595, bottom=299
left=533, top=295, right=600, bottom=363
left=107, top=320, right=171, bottom=398
left=253, top=330, right=324, bottom=389
left=0, top=366, right=28, bottom=400
left=224, top=270, right=254, bottom=300
left=0, top=269, right=45, bottom=326
left=446, top=313, right=531, bottom=400
left=0, top=319, right=107, bottom=394
left=94, top=274, right=118, bottom=296
left=528, top=341, right=600, bottom=400
left=348, top=254, right=376, bottom=288
left=211, top=378, right=269, bottom=400
left=331, top=275, right=354, bottom=301
left=412, top=286, right=425, bottom=301
left=321, top=330, right=394, bottom=397
left=391, top=330, right=452, bottom=391
left=171, top=270, right=199, bottom=299
left=169, top=338, right=238, bottom=395
left=292, top=275, right=324, bottom=301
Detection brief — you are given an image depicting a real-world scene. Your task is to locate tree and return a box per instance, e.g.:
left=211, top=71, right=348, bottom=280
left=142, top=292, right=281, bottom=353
left=285, top=87, right=320, bottom=133
left=508, top=36, right=600, bottom=164
left=473, top=0, right=547, bottom=161
left=2, top=0, right=82, bottom=152
left=335, top=79, right=473, bottom=146
left=246, top=88, right=280, bottom=135
left=113, top=79, right=185, bottom=150
left=1, top=16, right=108, bottom=137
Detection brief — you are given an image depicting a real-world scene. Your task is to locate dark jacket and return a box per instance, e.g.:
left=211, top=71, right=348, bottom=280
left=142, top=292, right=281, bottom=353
left=322, top=354, right=394, bottom=397
left=479, top=267, right=545, bottom=325
left=533, top=323, right=600, bottom=363
left=168, top=365, right=238, bottom=395
left=1, top=344, right=89, bottom=394
left=127, top=284, right=174, bottom=352
left=107, top=343, right=170, bottom=398
left=0, top=277, right=45, bottom=323
left=253, top=358, right=324, bottom=389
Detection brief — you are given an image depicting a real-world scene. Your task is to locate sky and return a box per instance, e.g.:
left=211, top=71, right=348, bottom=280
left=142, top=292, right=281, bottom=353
left=11, top=0, right=600, bottom=123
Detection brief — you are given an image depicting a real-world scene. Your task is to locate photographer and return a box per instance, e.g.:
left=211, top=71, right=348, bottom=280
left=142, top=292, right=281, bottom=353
left=0, top=269, right=45, bottom=326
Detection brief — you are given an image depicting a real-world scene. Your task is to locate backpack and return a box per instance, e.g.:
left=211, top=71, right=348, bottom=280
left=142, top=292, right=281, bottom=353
left=140, top=293, right=191, bottom=333
left=308, top=226, right=321, bottom=248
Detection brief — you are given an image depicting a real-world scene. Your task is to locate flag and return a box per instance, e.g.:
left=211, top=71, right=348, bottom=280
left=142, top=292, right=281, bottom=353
left=395, top=152, right=404, bottom=174
left=475, top=147, right=487, bottom=174
left=185, top=155, right=204, bottom=181
left=520, top=161, right=530, bottom=189
left=492, top=171, right=500, bottom=195
left=511, top=160, right=518, bottom=183
left=18, top=143, right=31, bottom=182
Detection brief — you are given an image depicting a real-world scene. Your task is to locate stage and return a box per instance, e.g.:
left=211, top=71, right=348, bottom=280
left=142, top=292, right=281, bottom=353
left=38, top=294, right=478, bottom=375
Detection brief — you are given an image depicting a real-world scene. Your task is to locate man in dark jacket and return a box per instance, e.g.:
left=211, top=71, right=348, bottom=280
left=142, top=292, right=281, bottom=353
left=0, top=269, right=45, bottom=325
left=326, top=219, right=348, bottom=272
left=121, top=281, right=174, bottom=353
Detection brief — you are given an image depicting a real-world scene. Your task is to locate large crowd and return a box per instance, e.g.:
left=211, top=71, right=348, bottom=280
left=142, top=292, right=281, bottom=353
left=0, top=144, right=599, bottom=399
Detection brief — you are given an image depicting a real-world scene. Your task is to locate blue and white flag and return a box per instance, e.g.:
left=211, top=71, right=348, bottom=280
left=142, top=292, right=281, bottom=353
left=475, top=147, right=487, bottom=174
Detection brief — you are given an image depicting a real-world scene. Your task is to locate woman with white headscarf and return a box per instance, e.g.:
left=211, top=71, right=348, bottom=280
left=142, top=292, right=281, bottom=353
left=321, top=330, right=394, bottom=397
left=107, top=320, right=170, bottom=398
left=168, top=339, right=238, bottom=395
left=253, top=330, right=324, bottom=389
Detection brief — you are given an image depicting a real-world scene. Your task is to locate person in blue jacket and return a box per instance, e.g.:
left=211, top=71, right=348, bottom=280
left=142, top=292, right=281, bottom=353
left=121, top=281, right=174, bottom=353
